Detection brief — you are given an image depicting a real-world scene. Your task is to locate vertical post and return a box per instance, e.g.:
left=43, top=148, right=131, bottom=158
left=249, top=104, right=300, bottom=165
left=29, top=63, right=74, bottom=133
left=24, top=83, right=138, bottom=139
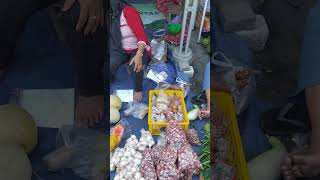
left=179, top=0, right=190, bottom=54
left=197, top=0, right=209, bottom=43
left=185, top=0, right=198, bottom=52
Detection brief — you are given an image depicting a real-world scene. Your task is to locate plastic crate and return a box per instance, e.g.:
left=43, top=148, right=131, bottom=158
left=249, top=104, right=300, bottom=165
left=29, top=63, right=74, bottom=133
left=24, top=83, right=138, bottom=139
left=148, top=90, right=189, bottom=135
left=213, top=91, right=250, bottom=180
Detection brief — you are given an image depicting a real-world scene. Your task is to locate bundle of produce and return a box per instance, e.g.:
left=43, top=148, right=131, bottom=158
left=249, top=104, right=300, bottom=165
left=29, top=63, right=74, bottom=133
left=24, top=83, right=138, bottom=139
left=156, top=162, right=180, bottom=179
left=186, top=128, right=201, bottom=145
left=140, top=148, right=157, bottom=180
left=151, top=91, right=184, bottom=122
left=177, top=144, right=202, bottom=177
left=165, top=120, right=188, bottom=147
left=110, top=129, right=155, bottom=180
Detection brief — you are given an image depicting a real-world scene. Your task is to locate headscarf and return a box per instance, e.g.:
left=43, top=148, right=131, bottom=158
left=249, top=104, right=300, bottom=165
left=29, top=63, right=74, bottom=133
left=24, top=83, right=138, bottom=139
left=110, top=0, right=127, bottom=53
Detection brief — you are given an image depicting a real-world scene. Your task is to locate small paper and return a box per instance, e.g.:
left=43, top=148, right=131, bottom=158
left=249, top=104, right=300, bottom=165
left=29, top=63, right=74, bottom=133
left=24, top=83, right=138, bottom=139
left=116, top=90, right=134, bottom=102
left=18, top=89, right=75, bottom=128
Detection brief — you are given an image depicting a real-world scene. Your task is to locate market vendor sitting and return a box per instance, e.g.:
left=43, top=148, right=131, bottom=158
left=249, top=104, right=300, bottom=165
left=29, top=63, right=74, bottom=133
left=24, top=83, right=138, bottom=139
left=110, top=0, right=151, bottom=102
left=199, top=63, right=210, bottom=119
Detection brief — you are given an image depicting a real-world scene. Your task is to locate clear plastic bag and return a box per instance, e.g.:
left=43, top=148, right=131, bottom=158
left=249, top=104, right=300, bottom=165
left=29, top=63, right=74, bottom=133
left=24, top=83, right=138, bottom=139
left=43, top=126, right=107, bottom=180
left=212, top=51, right=254, bottom=114
left=123, top=102, right=149, bottom=119
left=150, top=36, right=167, bottom=65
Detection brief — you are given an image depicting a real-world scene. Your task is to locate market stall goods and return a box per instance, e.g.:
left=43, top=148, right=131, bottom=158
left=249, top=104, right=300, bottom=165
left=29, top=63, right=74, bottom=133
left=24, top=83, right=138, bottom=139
left=110, top=124, right=125, bottom=152
left=139, top=120, right=202, bottom=180
left=0, top=105, right=38, bottom=180
left=0, top=144, right=32, bottom=180
left=111, top=129, right=155, bottom=180
left=110, top=107, right=121, bottom=124
left=151, top=91, right=184, bottom=123
left=186, top=128, right=200, bottom=145
left=140, top=148, right=157, bottom=180
left=187, top=105, right=200, bottom=121
left=110, top=94, right=122, bottom=110
left=0, top=104, right=38, bottom=153
left=165, top=120, right=188, bottom=147
left=177, top=144, right=202, bottom=176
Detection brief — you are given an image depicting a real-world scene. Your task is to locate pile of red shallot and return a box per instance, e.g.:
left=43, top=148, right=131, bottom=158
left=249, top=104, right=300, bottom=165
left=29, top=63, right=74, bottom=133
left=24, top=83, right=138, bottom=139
left=140, top=120, right=202, bottom=179
left=151, top=91, right=184, bottom=123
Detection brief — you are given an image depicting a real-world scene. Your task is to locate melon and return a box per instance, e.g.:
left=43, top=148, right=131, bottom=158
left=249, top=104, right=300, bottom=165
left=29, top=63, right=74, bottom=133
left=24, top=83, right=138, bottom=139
left=110, top=107, right=120, bottom=124
left=110, top=95, right=122, bottom=110
left=0, top=105, right=38, bottom=153
left=0, top=144, right=32, bottom=180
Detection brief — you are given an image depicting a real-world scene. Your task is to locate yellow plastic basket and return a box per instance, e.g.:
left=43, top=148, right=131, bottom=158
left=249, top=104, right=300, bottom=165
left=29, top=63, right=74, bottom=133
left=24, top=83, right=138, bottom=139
left=148, top=90, right=189, bottom=135
left=213, top=91, right=250, bottom=180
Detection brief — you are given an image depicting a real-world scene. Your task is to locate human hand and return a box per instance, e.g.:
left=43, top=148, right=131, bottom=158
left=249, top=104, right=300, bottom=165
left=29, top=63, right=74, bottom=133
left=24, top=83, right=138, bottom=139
left=133, top=91, right=143, bottom=102
left=75, top=95, right=104, bottom=127
left=62, top=0, right=104, bottom=35
left=199, top=109, right=210, bottom=119
left=130, top=54, right=143, bottom=73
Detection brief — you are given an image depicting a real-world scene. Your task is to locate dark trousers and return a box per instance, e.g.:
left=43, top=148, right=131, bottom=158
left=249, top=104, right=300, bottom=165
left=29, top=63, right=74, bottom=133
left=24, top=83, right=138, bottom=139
left=0, top=0, right=106, bottom=96
left=110, top=49, right=150, bottom=92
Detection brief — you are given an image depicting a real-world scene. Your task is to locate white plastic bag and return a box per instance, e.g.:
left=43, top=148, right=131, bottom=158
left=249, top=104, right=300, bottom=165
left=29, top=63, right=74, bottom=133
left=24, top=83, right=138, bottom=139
left=212, top=51, right=254, bottom=114
left=43, top=126, right=107, bottom=180
left=123, top=102, right=149, bottom=119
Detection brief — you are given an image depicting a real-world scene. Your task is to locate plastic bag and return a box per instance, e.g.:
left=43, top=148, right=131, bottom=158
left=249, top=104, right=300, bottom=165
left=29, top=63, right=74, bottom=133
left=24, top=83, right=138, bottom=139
left=150, top=38, right=167, bottom=64
left=212, top=51, right=254, bottom=115
left=43, top=126, right=107, bottom=180
left=146, top=63, right=176, bottom=84
left=123, top=102, right=149, bottom=119
left=155, top=79, right=190, bottom=98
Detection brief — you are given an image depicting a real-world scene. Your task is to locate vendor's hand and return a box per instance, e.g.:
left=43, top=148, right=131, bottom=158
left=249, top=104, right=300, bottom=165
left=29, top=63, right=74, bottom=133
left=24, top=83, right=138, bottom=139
left=75, top=95, right=104, bottom=127
left=133, top=91, right=143, bottom=102
left=62, top=0, right=104, bottom=35
left=131, top=54, right=143, bottom=73
left=199, top=109, right=210, bottom=119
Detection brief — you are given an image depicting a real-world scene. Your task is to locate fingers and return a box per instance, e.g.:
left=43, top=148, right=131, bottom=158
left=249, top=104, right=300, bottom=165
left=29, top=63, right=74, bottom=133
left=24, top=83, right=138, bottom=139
left=76, top=6, right=89, bottom=32
left=134, top=62, right=138, bottom=72
left=62, top=0, right=76, bottom=11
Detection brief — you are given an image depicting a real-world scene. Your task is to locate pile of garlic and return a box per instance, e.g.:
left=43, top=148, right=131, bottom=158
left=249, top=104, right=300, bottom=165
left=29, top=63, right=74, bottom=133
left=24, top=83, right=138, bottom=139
left=110, top=129, right=155, bottom=180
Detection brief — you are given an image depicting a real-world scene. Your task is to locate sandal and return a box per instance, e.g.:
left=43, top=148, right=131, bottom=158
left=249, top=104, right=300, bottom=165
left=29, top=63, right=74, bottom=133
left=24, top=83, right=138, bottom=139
left=261, top=102, right=311, bottom=136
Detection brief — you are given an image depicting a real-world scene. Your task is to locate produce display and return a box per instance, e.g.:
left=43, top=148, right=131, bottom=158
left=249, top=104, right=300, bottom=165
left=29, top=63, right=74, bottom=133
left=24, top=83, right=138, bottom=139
left=111, top=120, right=202, bottom=180
left=110, top=94, right=122, bottom=124
left=110, top=129, right=155, bottom=180
left=141, top=120, right=202, bottom=179
left=0, top=105, right=38, bottom=180
left=151, top=90, right=184, bottom=122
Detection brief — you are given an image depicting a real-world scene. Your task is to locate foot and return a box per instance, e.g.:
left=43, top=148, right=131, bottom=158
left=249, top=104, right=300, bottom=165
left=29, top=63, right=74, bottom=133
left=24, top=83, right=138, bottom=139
left=282, top=149, right=320, bottom=179
left=75, top=95, right=104, bottom=128
left=133, top=91, right=143, bottom=102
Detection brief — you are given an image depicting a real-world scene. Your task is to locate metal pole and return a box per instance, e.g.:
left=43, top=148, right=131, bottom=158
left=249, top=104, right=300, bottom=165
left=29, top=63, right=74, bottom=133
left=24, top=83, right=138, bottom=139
left=197, top=0, right=209, bottom=43
left=179, top=0, right=189, bottom=54
left=185, top=0, right=198, bottom=52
